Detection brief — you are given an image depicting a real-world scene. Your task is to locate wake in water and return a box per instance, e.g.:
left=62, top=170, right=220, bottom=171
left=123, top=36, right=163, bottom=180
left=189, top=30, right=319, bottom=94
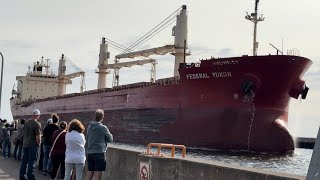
left=110, top=142, right=312, bottom=176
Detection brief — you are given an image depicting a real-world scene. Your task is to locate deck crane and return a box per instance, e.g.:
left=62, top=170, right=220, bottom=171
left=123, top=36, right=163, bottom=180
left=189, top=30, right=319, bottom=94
left=110, top=58, right=157, bottom=87
left=57, top=54, right=86, bottom=96
left=96, top=5, right=189, bottom=88
left=96, top=38, right=162, bottom=88
left=112, top=45, right=176, bottom=87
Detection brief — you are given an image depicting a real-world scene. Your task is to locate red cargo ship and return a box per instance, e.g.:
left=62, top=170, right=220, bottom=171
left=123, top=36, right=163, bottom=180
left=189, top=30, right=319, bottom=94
left=10, top=2, right=312, bottom=153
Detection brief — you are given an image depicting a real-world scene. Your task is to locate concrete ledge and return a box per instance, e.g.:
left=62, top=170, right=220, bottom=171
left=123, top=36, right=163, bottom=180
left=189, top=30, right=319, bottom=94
left=7, top=133, right=305, bottom=180
left=103, top=147, right=305, bottom=180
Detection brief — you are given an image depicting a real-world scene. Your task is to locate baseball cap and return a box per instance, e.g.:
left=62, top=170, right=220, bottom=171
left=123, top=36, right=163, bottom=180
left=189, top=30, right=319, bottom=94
left=32, top=109, right=41, bottom=115
left=47, top=118, right=53, bottom=124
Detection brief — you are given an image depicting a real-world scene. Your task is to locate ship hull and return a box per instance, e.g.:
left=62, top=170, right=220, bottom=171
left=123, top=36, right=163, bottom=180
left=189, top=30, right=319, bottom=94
left=11, top=55, right=312, bottom=153
left=12, top=107, right=293, bottom=153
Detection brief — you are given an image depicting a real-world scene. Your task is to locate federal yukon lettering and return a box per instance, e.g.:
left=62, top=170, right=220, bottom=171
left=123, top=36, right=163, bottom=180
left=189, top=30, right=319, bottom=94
left=212, top=72, right=232, bottom=78
left=186, top=73, right=210, bottom=79
left=186, top=72, right=232, bottom=80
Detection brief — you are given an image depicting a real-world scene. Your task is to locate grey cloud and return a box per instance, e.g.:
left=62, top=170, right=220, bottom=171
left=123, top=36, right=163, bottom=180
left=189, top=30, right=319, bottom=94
left=0, top=40, right=36, bottom=49
left=217, top=48, right=233, bottom=57
left=188, top=45, right=234, bottom=59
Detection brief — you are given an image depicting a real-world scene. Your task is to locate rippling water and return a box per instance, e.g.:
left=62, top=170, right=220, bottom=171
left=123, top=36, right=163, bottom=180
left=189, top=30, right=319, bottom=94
left=109, top=143, right=312, bottom=176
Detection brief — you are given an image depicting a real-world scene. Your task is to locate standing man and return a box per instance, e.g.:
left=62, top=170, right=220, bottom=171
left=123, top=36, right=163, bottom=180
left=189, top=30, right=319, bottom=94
left=86, top=109, right=113, bottom=180
left=19, top=109, right=41, bottom=180
left=42, top=114, right=59, bottom=175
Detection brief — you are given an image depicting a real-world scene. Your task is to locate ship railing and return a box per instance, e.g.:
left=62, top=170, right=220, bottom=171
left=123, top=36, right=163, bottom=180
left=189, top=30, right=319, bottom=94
left=112, top=82, right=154, bottom=91
left=145, top=143, right=186, bottom=158
left=110, top=78, right=179, bottom=91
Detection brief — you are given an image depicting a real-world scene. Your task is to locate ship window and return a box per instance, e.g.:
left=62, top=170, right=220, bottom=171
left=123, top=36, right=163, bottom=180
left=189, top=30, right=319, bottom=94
left=41, top=89, right=42, bottom=91
left=27, top=88, right=28, bottom=90
left=45, top=83, right=47, bottom=85
left=35, top=89, right=36, bottom=91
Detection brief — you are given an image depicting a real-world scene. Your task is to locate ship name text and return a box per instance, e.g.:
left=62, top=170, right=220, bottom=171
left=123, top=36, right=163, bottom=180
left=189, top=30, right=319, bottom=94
left=186, top=72, right=232, bottom=80
left=212, top=72, right=232, bottom=78
left=186, top=73, right=210, bottom=80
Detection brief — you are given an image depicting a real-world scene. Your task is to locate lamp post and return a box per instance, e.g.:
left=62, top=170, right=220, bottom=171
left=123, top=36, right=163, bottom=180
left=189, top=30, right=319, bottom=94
left=0, top=52, right=3, bottom=115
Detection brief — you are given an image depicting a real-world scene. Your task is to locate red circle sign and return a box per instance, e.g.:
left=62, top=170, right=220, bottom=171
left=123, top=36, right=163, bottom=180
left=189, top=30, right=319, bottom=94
left=140, top=165, right=149, bottom=180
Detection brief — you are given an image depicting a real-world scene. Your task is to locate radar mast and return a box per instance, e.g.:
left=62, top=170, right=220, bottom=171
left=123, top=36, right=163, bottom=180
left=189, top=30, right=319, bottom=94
left=245, top=0, right=265, bottom=56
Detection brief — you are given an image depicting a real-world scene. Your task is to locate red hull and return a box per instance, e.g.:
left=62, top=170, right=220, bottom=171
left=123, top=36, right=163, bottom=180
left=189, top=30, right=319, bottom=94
left=11, top=55, right=312, bottom=153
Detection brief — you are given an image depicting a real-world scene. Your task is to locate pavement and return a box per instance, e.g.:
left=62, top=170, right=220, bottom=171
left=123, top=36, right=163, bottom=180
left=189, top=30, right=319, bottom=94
left=0, top=157, right=47, bottom=180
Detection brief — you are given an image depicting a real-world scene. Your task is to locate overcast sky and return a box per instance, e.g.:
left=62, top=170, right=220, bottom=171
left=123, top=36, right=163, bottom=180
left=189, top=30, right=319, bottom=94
left=0, top=0, right=319, bottom=138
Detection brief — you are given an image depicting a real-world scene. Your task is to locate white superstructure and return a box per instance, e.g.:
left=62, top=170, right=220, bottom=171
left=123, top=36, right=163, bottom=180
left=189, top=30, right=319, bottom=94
left=13, top=55, right=85, bottom=103
left=15, top=57, right=58, bottom=102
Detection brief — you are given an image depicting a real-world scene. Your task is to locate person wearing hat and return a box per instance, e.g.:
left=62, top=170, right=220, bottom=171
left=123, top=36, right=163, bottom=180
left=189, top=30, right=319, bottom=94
left=19, top=109, right=42, bottom=180
left=47, top=118, right=53, bottom=124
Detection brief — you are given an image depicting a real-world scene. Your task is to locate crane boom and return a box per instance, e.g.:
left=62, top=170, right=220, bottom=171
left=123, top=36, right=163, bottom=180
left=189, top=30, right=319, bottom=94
left=115, top=45, right=175, bottom=59
left=63, top=71, right=85, bottom=79
left=106, top=59, right=156, bottom=69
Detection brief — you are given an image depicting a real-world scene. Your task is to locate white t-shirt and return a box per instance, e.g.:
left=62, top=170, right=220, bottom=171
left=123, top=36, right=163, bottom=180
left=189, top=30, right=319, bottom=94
left=65, top=130, right=86, bottom=164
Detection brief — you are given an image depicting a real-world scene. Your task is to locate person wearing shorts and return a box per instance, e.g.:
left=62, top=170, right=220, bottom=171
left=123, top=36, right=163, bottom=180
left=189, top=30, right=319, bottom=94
left=86, top=109, right=113, bottom=180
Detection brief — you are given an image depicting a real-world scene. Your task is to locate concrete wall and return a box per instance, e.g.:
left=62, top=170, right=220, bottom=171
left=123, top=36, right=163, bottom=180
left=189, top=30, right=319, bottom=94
left=103, top=147, right=305, bottom=180
left=103, top=147, right=141, bottom=179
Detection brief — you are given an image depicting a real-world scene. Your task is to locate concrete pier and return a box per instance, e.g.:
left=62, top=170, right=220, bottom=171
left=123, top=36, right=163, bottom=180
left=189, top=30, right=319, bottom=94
left=0, top=146, right=306, bottom=180
left=0, top=157, right=47, bottom=180
left=0, top=132, right=307, bottom=180
left=103, top=147, right=305, bottom=180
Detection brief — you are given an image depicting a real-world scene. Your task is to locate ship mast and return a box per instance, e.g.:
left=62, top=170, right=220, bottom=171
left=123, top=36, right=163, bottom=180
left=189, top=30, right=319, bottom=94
left=245, top=0, right=265, bottom=56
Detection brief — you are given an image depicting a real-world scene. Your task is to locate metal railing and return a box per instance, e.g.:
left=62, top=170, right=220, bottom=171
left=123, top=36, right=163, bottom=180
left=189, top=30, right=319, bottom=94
left=145, top=143, right=186, bottom=158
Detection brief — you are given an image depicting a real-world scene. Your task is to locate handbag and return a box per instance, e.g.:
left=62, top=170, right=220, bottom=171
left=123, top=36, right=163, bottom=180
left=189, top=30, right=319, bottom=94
left=49, top=130, right=65, bottom=157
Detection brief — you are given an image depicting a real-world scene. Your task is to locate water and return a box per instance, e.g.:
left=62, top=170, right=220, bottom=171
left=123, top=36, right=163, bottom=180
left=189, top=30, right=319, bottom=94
left=187, top=148, right=312, bottom=176
left=109, top=143, right=312, bottom=176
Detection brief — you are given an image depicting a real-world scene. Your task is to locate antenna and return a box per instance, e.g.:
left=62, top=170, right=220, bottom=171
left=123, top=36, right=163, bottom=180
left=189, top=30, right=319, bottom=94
left=245, top=0, right=265, bottom=56
left=45, top=58, right=50, bottom=75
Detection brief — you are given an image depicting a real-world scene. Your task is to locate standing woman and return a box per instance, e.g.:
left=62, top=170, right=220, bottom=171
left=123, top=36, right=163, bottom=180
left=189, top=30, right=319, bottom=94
left=50, top=121, right=68, bottom=180
left=64, top=119, right=86, bottom=180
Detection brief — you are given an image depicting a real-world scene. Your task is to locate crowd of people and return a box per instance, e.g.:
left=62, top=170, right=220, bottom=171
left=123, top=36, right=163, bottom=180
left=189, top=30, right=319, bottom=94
left=1, top=108, right=113, bottom=180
